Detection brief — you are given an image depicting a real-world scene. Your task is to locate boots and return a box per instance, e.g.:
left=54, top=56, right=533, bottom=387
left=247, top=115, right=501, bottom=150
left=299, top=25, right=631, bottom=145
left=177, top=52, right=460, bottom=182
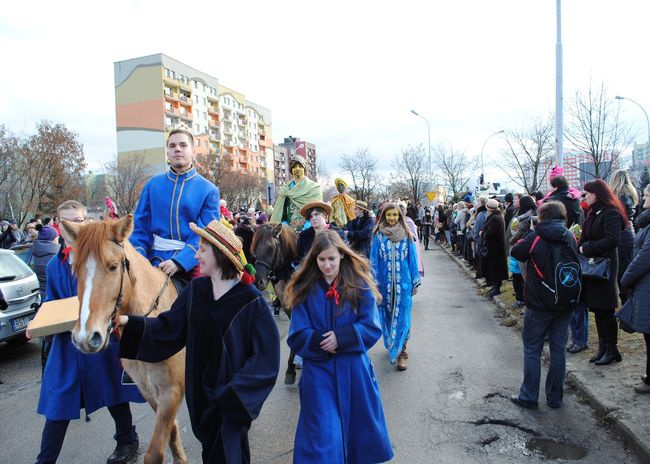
left=594, top=344, right=622, bottom=365
left=397, top=347, right=408, bottom=371
left=589, top=339, right=607, bottom=363
left=634, top=382, right=650, bottom=394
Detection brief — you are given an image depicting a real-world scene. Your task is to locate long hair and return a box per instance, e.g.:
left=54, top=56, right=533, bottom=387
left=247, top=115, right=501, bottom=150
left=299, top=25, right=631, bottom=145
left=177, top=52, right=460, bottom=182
left=286, top=230, right=381, bottom=309
left=609, top=169, right=639, bottom=206
left=372, top=202, right=413, bottom=240
left=583, top=179, right=628, bottom=222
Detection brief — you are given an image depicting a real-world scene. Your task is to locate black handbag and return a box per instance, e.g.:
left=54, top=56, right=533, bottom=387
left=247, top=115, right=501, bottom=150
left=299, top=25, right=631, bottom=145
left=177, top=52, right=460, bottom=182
left=578, top=255, right=610, bottom=281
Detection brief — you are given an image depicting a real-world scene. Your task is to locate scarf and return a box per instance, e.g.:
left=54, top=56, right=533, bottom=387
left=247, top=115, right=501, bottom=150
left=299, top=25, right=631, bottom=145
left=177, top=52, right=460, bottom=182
left=325, top=276, right=341, bottom=306
left=379, top=223, right=406, bottom=242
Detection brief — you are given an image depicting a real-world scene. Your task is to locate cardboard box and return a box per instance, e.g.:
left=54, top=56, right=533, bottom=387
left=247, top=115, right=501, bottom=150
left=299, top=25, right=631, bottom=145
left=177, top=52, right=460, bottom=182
left=27, top=297, right=79, bottom=338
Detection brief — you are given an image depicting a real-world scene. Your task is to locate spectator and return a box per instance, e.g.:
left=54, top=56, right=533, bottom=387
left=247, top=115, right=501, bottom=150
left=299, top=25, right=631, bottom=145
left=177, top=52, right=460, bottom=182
left=345, top=200, right=374, bottom=257
left=421, top=210, right=434, bottom=250
left=504, top=193, right=516, bottom=228
left=545, top=175, right=583, bottom=227
left=510, top=201, right=580, bottom=409
left=609, top=169, right=638, bottom=304
left=478, top=199, right=508, bottom=297
left=443, top=205, right=453, bottom=247
left=32, top=226, right=60, bottom=299
left=454, top=202, right=468, bottom=257
left=509, top=195, right=537, bottom=310
left=618, top=184, right=650, bottom=394
left=580, top=179, right=627, bottom=366
left=1, top=220, right=21, bottom=249
left=470, top=197, right=489, bottom=271
left=286, top=230, right=393, bottom=463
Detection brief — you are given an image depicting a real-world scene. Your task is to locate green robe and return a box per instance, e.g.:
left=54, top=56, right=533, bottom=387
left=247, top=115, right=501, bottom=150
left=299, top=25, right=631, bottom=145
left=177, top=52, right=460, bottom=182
left=270, top=177, right=322, bottom=233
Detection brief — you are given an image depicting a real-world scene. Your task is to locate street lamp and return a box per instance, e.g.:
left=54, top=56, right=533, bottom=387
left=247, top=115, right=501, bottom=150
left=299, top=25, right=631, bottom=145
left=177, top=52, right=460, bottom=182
left=410, top=109, right=431, bottom=177
left=615, top=95, right=650, bottom=174
left=479, top=130, right=505, bottom=187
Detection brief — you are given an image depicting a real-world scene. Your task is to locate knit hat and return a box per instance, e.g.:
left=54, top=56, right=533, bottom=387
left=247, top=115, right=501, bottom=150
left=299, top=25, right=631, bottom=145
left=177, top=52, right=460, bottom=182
left=289, top=155, right=308, bottom=169
left=486, top=199, right=499, bottom=210
left=37, top=226, right=58, bottom=241
left=300, top=201, right=332, bottom=219
left=189, top=220, right=256, bottom=284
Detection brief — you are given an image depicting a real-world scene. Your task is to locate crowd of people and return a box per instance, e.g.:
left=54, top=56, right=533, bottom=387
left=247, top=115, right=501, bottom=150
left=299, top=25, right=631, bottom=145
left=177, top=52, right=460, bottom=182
left=8, top=126, right=650, bottom=463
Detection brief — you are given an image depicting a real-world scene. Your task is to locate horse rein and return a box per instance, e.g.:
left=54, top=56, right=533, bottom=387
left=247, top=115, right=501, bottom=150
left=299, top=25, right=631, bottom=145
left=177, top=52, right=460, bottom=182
left=255, top=243, right=280, bottom=283
left=105, top=239, right=171, bottom=336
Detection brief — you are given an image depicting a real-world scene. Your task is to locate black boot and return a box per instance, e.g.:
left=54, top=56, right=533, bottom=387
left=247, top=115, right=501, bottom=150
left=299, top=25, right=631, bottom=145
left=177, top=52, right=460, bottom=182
left=594, top=345, right=622, bottom=365
left=589, top=339, right=607, bottom=363
left=107, top=440, right=139, bottom=464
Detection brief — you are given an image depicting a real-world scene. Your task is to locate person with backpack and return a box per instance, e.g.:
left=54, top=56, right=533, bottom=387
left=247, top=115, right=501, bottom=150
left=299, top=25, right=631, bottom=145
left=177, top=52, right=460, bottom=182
left=510, top=201, right=582, bottom=409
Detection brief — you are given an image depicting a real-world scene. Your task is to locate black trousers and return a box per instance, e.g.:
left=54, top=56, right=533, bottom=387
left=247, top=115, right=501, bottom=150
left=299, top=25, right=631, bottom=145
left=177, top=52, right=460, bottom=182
left=592, top=309, right=618, bottom=347
left=512, top=273, right=524, bottom=302
left=645, top=333, right=650, bottom=385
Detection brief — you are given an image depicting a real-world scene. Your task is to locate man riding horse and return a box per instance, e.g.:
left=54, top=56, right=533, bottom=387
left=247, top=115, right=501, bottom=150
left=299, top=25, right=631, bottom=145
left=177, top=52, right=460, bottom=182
left=130, top=128, right=221, bottom=277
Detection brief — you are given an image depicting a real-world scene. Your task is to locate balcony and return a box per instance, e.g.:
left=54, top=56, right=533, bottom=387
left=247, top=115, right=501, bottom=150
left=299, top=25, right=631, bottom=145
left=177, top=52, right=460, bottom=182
left=164, top=91, right=179, bottom=102
left=209, top=131, right=220, bottom=141
left=207, top=94, right=219, bottom=102
left=208, top=106, right=219, bottom=115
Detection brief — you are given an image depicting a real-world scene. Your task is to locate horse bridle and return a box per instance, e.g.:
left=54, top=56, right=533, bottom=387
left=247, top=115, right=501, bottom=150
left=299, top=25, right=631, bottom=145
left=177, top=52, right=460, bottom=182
left=255, top=242, right=280, bottom=283
left=105, top=239, right=131, bottom=337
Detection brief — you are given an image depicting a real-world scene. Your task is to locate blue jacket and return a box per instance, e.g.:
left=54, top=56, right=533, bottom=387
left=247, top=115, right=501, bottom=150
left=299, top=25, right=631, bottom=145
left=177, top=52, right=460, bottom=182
left=37, top=252, right=144, bottom=420
left=346, top=214, right=374, bottom=256
left=130, top=166, right=220, bottom=272
left=288, top=281, right=393, bottom=464
left=620, top=211, right=650, bottom=333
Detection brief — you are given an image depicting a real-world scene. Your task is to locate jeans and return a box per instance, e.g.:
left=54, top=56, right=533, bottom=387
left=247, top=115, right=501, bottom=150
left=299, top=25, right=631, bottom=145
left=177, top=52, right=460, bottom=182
left=569, top=303, right=589, bottom=347
left=444, top=230, right=451, bottom=244
left=519, top=308, right=572, bottom=407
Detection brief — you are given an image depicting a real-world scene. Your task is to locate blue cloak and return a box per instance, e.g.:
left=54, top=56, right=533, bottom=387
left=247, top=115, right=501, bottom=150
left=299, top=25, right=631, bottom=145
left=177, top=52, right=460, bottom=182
left=369, top=233, right=420, bottom=364
left=37, top=252, right=144, bottom=420
left=287, top=281, right=393, bottom=464
left=130, top=166, right=220, bottom=272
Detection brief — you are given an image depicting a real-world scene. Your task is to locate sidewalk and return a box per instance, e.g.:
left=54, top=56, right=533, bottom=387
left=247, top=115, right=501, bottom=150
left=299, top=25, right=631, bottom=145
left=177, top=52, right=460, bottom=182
left=438, top=243, right=650, bottom=462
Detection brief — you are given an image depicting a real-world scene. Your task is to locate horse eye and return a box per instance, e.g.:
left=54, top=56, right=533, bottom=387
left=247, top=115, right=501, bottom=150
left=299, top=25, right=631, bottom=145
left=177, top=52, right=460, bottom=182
left=109, top=264, right=118, bottom=272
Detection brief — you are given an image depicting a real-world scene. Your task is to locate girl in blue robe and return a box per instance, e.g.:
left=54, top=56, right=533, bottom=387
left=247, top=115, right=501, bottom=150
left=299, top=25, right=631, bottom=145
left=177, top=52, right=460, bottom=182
left=287, top=229, right=393, bottom=464
left=369, top=203, right=421, bottom=370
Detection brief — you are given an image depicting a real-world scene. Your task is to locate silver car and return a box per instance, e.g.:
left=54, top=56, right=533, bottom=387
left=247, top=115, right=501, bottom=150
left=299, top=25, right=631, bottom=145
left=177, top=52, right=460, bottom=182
left=0, top=249, right=41, bottom=345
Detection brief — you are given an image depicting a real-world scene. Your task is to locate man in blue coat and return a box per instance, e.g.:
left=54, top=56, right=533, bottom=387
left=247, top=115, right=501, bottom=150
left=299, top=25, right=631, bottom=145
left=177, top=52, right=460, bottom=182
left=130, top=128, right=220, bottom=277
left=34, top=200, right=144, bottom=464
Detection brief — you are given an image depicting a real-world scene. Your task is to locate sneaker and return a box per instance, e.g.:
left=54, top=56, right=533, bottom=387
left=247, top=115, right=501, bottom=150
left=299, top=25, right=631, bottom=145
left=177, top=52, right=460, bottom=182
left=512, top=301, right=525, bottom=309
left=634, top=382, right=650, bottom=394
left=567, top=344, right=588, bottom=354
left=397, top=350, right=408, bottom=371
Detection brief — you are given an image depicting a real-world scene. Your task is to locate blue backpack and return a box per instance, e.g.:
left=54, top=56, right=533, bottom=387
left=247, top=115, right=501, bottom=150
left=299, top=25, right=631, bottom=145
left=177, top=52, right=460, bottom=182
left=529, top=235, right=582, bottom=311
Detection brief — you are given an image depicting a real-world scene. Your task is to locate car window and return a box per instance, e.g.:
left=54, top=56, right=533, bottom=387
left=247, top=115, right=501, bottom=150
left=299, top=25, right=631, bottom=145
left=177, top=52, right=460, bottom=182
left=0, top=253, right=33, bottom=281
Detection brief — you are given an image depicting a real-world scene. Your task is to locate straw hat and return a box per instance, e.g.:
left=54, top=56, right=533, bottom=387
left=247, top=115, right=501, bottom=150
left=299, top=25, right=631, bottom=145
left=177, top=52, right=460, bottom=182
left=190, top=220, right=247, bottom=272
left=355, top=200, right=369, bottom=212
left=300, top=201, right=333, bottom=219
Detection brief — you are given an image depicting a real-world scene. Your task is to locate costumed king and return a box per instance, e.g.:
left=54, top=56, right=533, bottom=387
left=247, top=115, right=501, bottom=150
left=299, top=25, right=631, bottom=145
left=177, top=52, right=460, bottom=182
left=330, top=178, right=356, bottom=228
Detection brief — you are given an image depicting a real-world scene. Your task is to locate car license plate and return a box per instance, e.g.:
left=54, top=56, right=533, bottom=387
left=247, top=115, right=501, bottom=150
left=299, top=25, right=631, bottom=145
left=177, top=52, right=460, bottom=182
left=11, top=316, right=31, bottom=332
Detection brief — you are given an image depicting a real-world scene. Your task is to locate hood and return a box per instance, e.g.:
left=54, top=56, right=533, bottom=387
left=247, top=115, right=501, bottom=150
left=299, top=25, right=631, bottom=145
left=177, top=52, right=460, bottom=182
left=636, top=209, right=650, bottom=230
left=534, top=219, right=570, bottom=244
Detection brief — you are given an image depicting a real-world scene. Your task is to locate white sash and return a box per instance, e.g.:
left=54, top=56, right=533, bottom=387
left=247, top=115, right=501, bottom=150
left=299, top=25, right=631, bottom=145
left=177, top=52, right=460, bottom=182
left=153, top=234, right=185, bottom=251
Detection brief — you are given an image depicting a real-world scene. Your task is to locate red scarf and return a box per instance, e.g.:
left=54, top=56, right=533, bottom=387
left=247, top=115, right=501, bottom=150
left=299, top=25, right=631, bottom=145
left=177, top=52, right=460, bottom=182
left=325, top=276, right=340, bottom=306
left=60, top=246, right=73, bottom=263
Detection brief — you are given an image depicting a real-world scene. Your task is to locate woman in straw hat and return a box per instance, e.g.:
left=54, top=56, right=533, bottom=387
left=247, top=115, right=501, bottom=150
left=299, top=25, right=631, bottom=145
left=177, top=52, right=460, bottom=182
left=286, top=229, right=393, bottom=464
left=296, top=200, right=348, bottom=264
left=116, top=219, right=280, bottom=463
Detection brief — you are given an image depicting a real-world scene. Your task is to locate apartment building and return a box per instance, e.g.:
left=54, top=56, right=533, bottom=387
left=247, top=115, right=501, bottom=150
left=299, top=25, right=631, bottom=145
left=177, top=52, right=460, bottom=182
left=273, top=136, right=317, bottom=193
left=114, top=53, right=274, bottom=183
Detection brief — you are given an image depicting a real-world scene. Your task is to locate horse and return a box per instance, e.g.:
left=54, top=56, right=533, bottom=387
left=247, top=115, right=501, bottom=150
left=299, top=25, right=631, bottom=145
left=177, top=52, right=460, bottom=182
left=251, top=223, right=299, bottom=384
left=62, top=215, right=187, bottom=464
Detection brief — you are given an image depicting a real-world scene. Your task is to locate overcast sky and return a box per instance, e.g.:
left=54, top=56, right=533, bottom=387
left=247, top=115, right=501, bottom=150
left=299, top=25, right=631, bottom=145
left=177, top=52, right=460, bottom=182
left=1, top=0, right=649, bottom=185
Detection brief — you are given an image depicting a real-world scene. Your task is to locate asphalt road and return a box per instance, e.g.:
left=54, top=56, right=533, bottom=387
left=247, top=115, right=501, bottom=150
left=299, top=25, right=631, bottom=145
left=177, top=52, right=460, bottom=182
left=0, top=246, right=643, bottom=463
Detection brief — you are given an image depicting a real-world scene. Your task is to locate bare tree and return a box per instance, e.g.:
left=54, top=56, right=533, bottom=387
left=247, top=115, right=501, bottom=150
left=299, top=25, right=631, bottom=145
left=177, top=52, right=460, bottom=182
left=496, top=116, right=555, bottom=194
left=391, top=144, right=432, bottom=204
left=220, top=172, right=266, bottom=211
left=339, top=147, right=381, bottom=203
left=564, top=82, right=634, bottom=180
left=5, top=121, right=86, bottom=225
left=433, top=142, right=475, bottom=199
left=195, top=151, right=230, bottom=187
left=103, top=153, right=153, bottom=214
left=0, top=126, right=18, bottom=218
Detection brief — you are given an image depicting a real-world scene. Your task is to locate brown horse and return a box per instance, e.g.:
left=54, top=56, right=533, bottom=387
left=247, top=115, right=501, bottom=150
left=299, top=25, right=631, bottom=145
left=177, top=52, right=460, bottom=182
left=251, top=223, right=299, bottom=384
left=62, top=216, right=187, bottom=464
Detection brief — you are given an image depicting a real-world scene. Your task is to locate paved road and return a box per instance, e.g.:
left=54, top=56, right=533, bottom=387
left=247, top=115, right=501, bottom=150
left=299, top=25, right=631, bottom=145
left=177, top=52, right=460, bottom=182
left=0, top=246, right=643, bottom=463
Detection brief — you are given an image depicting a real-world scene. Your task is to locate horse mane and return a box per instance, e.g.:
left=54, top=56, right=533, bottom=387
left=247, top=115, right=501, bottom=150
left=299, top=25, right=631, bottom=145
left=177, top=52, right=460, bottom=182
left=72, top=221, right=116, bottom=274
left=251, top=223, right=297, bottom=268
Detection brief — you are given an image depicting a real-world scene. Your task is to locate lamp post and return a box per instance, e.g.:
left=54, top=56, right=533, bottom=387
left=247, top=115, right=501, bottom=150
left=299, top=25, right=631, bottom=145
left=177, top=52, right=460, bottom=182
left=615, top=95, right=650, bottom=174
left=479, top=130, right=505, bottom=187
left=410, top=109, right=431, bottom=177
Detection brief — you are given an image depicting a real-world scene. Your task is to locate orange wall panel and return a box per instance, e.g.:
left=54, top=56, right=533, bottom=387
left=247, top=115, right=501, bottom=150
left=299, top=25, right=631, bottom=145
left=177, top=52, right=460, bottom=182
left=116, top=100, right=164, bottom=130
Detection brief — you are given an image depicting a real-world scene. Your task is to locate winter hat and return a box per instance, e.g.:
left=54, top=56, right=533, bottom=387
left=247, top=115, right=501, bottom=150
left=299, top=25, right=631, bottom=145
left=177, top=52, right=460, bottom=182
left=504, top=192, right=514, bottom=203
left=486, top=199, right=500, bottom=210
left=37, top=226, right=58, bottom=241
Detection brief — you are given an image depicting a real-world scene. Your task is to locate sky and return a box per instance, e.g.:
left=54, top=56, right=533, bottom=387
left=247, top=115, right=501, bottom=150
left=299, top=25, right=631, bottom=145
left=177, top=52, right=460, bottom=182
left=1, top=0, right=649, bottom=187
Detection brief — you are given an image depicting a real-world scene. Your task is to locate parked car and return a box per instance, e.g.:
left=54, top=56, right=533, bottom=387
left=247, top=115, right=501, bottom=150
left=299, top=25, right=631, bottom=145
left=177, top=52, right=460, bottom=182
left=0, top=249, right=41, bottom=345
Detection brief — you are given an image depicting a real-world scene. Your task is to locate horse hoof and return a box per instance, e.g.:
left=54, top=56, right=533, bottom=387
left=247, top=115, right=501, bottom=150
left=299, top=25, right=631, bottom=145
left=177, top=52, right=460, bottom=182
left=284, top=372, right=296, bottom=385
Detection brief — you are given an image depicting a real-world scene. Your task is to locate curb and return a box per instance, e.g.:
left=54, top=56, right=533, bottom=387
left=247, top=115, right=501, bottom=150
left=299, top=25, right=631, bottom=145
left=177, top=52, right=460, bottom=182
left=438, top=243, right=650, bottom=463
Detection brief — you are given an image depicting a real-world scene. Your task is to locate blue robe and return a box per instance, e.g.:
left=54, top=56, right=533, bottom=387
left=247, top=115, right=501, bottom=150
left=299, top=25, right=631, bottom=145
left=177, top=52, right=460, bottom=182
left=37, top=252, right=144, bottom=420
left=288, top=281, right=393, bottom=464
left=130, top=166, right=220, bottom=272
left=119, top=278, right=280, bottom=464
left=369, top=233, right=420, bottom=364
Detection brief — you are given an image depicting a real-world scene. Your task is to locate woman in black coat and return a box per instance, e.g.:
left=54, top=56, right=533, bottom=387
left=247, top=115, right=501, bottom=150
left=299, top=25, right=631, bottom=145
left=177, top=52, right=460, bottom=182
left=580, top=179, right=627, bottom=365
left=478, top=199, right=508, bottom=297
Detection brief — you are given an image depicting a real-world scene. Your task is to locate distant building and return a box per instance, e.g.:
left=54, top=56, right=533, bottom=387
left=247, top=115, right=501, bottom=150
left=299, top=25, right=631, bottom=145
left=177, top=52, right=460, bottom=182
left=273, top=136, right=317, bottom=193
left=114, top=53, right=273, bottom=183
